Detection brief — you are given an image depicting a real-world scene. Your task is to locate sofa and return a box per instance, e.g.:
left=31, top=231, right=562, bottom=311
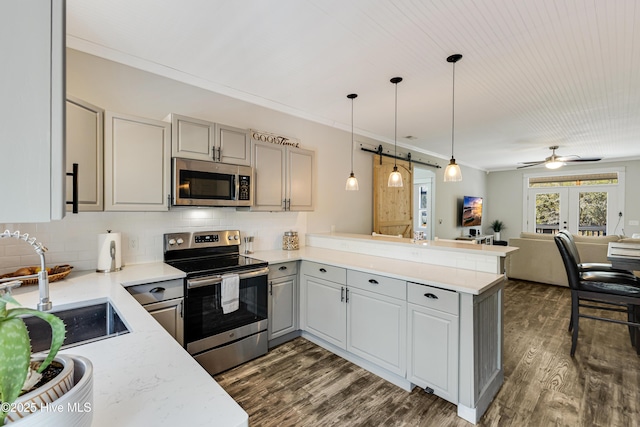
left=506, top=232, right=640, bottom=287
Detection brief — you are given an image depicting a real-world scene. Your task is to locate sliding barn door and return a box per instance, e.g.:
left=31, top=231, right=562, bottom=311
left=373, top=156, right=413, bottom=237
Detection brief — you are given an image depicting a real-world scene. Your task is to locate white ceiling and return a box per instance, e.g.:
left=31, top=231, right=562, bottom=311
left=66, top=0, right=640, bottom=171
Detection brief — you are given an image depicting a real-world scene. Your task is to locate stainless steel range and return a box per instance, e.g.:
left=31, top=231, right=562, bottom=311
left=164, top=230, right=269, bottom=375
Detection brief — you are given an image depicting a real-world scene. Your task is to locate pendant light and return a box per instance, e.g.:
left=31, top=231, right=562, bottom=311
left=444, top=54, right=463, bottom=182
left=345, top=93, right=359, bottom=191
left=388, top=77, right=403, bottom=187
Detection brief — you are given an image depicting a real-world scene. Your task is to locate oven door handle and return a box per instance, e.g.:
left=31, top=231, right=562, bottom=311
left=186, top=267, right=269, bottom=289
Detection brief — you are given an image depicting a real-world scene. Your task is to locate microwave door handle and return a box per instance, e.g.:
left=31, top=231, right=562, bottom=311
left=235, top=176, right=240, bottom=201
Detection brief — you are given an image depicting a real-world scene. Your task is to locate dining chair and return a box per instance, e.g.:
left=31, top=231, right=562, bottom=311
left=554, top=232, right=640, bottom=356
left=557, top=230, right=636, bottom=275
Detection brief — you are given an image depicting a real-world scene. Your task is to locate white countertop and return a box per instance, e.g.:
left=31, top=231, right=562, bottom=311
left=308, top=232, right=519, bottom=256
left=251, top=246, right=504, bottom=295
left=12, top=263, right=248, bottom=427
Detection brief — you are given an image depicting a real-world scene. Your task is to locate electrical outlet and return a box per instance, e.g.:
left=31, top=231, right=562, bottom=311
left=128, top=236, right=139, bottom=250
left=629, top=220, right=640, bottom=226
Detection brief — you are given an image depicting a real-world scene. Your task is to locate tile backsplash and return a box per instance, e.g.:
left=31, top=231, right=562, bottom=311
left=0, top=209, right=305, bottom=274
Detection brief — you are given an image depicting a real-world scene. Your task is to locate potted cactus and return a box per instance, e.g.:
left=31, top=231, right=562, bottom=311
left=0, top=283, right=67, bottom=425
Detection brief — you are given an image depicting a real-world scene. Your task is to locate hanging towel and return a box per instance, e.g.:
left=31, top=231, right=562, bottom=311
left=221, top=273, right=240, bottom=314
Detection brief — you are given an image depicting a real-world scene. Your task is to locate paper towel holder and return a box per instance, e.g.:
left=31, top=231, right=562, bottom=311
left=97, top=230, right=123, bottom=273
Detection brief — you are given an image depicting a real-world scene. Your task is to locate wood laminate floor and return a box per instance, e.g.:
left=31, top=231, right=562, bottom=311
left=214, top=280, right=640, bottom=426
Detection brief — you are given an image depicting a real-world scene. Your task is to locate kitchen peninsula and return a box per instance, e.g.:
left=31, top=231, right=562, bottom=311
left=252, top=232, right=517, bottom=423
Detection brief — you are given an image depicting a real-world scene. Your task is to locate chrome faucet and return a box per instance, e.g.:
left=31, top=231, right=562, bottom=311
left=0, top=230, right=51, bottom=311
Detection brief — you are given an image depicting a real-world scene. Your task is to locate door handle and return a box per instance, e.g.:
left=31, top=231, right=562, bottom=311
left=66, top=163, right=79, bottom=213
left=269, top=282, right=273, bottom=295
left=345, top=288, right=349, bottom=303
left=341, top=286, right=344, bottom=302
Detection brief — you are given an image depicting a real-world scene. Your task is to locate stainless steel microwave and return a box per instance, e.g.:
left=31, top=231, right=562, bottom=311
left=172, top=158, right=253, bottom=207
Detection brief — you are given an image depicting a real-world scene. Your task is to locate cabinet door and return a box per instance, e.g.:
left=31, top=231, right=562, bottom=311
left=302, top=275, right=346, bottom=349
left=105, top=112, right=171, bottom=211
left=66, top=97, right=103, bottom=211
left=347, top=288, right=406, bottom=376
left=268, top=275, right=297, bottom=340
left=217, top=124, right=251, bottom=166
left=170, top=114, right=215, bottom=161
left=407, top=303, right=459, bottom=403
left=251, top=141, right=286, bottom=211
left=0, top=0, right=65, bottom=222
left=287, top=147, right=315, bottom=211
left=146, top=299, right=184, bottom=347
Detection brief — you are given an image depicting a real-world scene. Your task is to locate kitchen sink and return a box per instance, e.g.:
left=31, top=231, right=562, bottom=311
left=23, top=300, right=130, bottom=353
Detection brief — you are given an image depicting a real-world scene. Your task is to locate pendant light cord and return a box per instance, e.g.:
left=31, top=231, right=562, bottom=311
left=394, top=81, right=398, bottom=167
left=351, top=96, right=354, bottom=173
left=451, top=60, right=456, bottom=159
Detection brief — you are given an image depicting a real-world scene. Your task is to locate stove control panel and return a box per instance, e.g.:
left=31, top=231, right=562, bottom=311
left=164, top=230, right=241, bottom=252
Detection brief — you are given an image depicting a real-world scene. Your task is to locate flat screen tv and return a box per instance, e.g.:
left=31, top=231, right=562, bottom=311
left=462, top=196, right=483, bottom=227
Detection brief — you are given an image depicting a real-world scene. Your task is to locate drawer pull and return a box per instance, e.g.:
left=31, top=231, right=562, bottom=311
left=424, top=293, right=439, bottom=300
left=279, top=266, right=288, bottom=271
left=368, top=279, right=379, bottom=285
left=150, top=287, right=165, bottom=293
left=319, top=268, right=327, bottom=273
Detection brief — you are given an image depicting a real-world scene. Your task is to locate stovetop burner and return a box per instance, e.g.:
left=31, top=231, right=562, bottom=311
left=166, top=254, right=268, bottom=277
left=163, top=230, right=268, bottom=277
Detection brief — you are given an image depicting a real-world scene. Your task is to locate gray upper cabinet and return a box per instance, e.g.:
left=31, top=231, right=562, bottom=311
left=66, top=96, right=104, bottom=212
left=168, top=114, right=250, bottom=166
left=216, top=123, right=251, bottom=166
left=104, top=111, right=171, bottom=211
left=0, top=0, right=65, bottom=222
left=251, top=140, right=315, bottom=211
left=169, top=114, right=215, bottom=161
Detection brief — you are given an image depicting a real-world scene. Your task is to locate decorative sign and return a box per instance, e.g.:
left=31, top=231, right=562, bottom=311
left=251, top=130, right=300, bottom=148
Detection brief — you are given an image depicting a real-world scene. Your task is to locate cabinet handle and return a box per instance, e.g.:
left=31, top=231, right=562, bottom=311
left=279, top=266, right=287, bottom=271
left=66, top=163, right=79, bottom=214
left=319, top=268, right=327, bottom=273
left=269, top=282, right=273, bottom=295
left=423, top=293, right=439, bottom=300
left=345, top=288, right=349, bottom=303
left=282, top=199, right=287, bottom=210
left=341, top=286, right=344, bottom=302
left=216, top=147, right=222, bottom=162
left=368, top=279, right=379, bottom=285
left=150, top=287, right=165, bottom=293
left=179, top=300, right=184, bottom=318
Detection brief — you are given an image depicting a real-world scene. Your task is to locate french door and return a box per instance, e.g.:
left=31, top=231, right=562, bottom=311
left=527, top=185, right=617, bottom=236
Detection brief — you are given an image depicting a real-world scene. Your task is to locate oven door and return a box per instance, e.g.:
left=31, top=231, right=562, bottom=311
left=185, top=268, right=268, bottom=354
left=172, top=158, right=252, bottom=207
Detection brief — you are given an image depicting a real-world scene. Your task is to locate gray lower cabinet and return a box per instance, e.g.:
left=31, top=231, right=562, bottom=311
left=346, top=270, right=406, bottom=376
left=127, top=278, right=184, bottom=346
left=301, top=261, right=347, bottom=348
left=146, top=298, right=184, bottom=347
left=407, top=282, right=459, bottom=404
left=268, top=261, right=298, bottom=342
left=300, top=263, right=407, bottom=377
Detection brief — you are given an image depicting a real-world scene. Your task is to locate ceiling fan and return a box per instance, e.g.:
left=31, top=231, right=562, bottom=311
left=517, top=146, right=603, bottom=169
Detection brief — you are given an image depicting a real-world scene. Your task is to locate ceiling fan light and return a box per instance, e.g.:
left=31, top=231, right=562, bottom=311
left=345, top=172, right=359, bottom=191
left=545, top=160, right=564, bottom=169
left=444, top=158, right=462, bottom=182
left=388, top=166, right=403, bottom=187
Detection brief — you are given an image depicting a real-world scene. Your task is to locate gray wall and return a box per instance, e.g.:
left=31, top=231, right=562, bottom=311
left=486, top=160, right=640, bottom=241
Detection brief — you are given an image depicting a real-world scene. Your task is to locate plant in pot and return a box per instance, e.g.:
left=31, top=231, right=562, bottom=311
left=489, top=220, right=505, bottom=242
left=0, top=282, right=67, bottom=425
